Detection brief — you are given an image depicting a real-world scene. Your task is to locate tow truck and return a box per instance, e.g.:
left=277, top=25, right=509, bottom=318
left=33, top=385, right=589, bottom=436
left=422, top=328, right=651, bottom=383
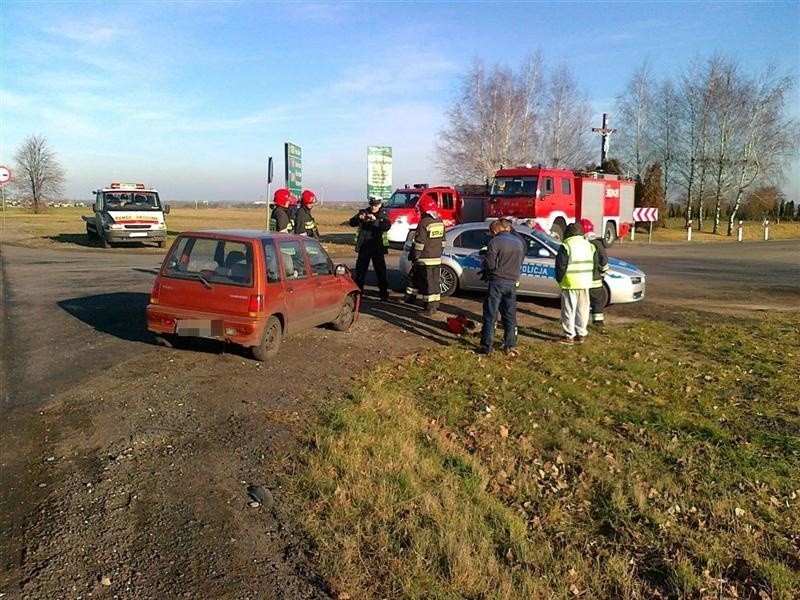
left=84, top=182, right=170, bottom=248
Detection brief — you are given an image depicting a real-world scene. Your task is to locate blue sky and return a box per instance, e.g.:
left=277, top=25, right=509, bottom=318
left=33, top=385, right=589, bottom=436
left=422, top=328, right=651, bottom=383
left=1, top=1, right=798, bottom=203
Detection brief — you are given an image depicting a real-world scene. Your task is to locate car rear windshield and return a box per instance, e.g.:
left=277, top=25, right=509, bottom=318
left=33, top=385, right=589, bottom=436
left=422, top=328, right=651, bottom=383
left=164, top=237, right=254, bottom=286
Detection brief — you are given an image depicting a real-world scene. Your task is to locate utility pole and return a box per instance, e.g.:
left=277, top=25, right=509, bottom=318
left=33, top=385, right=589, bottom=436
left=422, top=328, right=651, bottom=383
left=592, top=113, right=616, bottom=169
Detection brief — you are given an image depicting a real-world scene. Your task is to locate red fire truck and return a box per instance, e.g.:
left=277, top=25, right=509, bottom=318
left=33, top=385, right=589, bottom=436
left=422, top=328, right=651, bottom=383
left=384, top=184, right=462, bottom=246
left=485, top=165, right=635, bottom=244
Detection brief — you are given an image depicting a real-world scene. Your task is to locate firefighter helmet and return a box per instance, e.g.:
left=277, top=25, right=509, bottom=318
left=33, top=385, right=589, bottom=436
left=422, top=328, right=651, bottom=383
left=579, top=218, right=595, bottom=234
left=300, top=190, right=317, bottom=207
left=417, top=195, right=438, bottom=215
left=273, top=188, right=293, bottom=208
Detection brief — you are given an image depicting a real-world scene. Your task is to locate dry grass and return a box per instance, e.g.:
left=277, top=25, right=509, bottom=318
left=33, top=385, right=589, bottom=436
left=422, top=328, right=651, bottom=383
left=2, top=208, right=799, bottom=250
left=289, top=310, right=800, bottom=599
left=0, top=205, right=358, bottom=255
left=628, top=218, right=800, bottom=243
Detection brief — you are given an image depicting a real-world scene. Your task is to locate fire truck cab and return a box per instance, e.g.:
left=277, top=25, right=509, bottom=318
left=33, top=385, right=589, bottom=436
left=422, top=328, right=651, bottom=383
left=384, top=184, right=462, bottom=247
left=486, top=166, right=634, bottom=245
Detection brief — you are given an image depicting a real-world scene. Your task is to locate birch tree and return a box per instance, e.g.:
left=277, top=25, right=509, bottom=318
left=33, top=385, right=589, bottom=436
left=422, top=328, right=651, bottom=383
left=13, top=134, right=66, bottom=213
left=615, top=61, right=654, bottom=182
left=541, top=63, right=593, bottom=168
left=436, top=55, right=545, bottom=183
left=725, top=68, right=799, bottom=234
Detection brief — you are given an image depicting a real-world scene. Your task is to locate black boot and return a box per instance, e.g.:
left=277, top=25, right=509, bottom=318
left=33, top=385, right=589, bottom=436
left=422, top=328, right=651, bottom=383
left=420, top=301, right=439, bottom=316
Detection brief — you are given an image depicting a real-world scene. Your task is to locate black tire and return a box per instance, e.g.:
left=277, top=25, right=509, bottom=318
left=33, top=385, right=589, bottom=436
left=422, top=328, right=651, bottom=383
left=603, top=222, right=616, bottom=246
left=157, top=241, right=165, bottom=249
left=252, top=316, right=282, bottom=361
left=439, top=265, right=458, bottom=297
left=550, top=219, right=566, bottom=242
left=330, top=294, right=356, bottom=332
left=154, top=333, right=178, bottom=348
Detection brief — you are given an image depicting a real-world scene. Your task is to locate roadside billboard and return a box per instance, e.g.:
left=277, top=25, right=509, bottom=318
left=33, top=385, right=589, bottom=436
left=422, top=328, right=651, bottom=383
left=367, top=145, right=392, bottom=201
left=284, top=142, right=302, bottom=198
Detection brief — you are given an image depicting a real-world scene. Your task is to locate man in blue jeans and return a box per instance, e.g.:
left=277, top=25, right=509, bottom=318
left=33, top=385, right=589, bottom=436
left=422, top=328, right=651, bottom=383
left=478, top=218, right=526, bottom=356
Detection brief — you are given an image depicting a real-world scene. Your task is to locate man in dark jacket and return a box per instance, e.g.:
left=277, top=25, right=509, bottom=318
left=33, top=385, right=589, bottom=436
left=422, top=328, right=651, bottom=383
left=478, top=218, right=526, bottom=355
left=350, top=197, right=391, bottom=300
left=579, top=218, right=610, bottom=328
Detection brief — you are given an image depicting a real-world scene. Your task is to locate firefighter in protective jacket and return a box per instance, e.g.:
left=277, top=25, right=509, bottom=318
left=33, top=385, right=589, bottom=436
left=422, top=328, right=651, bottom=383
left=349, top=196, right=391, bottom=300
left=579, top=218, right=609, bottom=327
left=294, top=190, right=320, bottom=239
left=405, top=195, right=445, bottom=315
left=270, top=188, right=295, bottom=233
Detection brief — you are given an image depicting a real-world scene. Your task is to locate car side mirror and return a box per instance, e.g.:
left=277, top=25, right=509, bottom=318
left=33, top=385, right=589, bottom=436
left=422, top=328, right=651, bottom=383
left=478, top=247, right=487, bottom=256
left=163, top=204, right=171, bottom=214
left=334, top=264, right=347, bottom=276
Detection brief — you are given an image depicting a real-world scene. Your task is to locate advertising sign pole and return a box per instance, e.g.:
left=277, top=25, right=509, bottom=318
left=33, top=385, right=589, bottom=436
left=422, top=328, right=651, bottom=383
left=266, top=156, right=273, bottom=230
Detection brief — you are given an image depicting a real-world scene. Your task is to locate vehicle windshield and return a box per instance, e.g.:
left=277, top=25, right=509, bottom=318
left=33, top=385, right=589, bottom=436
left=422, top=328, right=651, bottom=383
left=490, top=177, right=538, bottom=197
left=104, top=191, right=162, bottom=211
left=383, top=191, right=420, bottom=209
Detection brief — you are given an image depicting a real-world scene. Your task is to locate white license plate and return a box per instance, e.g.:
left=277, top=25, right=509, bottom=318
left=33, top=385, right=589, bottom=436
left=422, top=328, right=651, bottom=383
left=129, top=232, right=148, bottom=238
left=176, top=319, right=223, bottom=338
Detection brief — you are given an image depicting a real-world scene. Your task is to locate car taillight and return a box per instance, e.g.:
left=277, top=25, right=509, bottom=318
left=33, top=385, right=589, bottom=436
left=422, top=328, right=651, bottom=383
left=248, top=294, right=263, bottom=314
left=150, top=281, right=160, bottom=304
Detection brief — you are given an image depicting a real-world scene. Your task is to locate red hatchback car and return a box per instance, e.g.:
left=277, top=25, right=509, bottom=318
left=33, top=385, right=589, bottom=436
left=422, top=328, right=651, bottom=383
left=147, top=230, right=360, bottom=359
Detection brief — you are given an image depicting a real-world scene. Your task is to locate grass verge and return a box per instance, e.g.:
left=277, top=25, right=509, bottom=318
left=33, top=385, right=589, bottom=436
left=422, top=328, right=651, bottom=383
left=288, top=310, right=800, bottom=599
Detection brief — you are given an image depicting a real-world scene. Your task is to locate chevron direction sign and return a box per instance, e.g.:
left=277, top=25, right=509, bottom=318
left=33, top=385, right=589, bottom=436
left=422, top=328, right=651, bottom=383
left=632, top=207, right=659, bottom=222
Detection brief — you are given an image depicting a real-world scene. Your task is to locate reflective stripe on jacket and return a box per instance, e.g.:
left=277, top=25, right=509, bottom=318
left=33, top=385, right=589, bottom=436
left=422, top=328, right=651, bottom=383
left=560, top=236, right=596, bottom=290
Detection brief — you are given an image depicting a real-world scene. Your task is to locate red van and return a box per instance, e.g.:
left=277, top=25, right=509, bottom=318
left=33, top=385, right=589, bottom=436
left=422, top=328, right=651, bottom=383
left=146, top=230, right=360, bottom=359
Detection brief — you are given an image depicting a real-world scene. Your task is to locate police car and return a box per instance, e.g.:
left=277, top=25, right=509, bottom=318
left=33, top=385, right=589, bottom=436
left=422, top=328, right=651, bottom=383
left=399, top=222, right=646, bottom=306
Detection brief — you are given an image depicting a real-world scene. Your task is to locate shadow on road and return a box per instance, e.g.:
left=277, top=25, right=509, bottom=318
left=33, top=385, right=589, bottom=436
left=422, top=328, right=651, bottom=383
left=46, top=233, right=97, bottom=247
left=58, top=291, right=153, bottom=343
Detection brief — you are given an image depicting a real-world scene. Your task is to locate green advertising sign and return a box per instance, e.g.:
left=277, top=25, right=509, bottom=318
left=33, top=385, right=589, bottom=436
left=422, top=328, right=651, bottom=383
left=284, top=142, right=302, bottom=198
left=367, top=145, right=392, bottom=201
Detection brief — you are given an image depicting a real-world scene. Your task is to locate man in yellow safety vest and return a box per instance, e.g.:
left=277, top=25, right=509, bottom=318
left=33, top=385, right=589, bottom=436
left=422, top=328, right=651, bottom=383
left=555, top=221, right=598, bottom=344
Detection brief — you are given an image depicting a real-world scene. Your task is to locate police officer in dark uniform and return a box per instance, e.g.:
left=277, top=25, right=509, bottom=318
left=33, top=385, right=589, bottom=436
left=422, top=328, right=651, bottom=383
left=405, top=195, right=445, bottom=315
left=349, top=196, right=391, bottom=300
left=294, top=189, right=320, bottom=239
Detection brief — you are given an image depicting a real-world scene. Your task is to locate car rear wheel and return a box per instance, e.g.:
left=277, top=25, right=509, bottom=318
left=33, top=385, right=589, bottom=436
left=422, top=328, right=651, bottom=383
left=252, top=316, right=282, bottom=361
left=330, top=294, right=356, bottom=331
left=439, top=265, right=458, bottom=297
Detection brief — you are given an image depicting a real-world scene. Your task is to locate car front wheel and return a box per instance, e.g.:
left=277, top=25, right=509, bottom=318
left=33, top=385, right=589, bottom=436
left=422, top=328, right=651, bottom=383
left=252, top=316, right=282, bottom=361
left=330, top=294, right=356, bottom=331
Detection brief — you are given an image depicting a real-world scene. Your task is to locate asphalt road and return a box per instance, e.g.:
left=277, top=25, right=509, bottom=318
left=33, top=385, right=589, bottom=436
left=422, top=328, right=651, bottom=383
left=1, top=239, right=798, bottom=410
